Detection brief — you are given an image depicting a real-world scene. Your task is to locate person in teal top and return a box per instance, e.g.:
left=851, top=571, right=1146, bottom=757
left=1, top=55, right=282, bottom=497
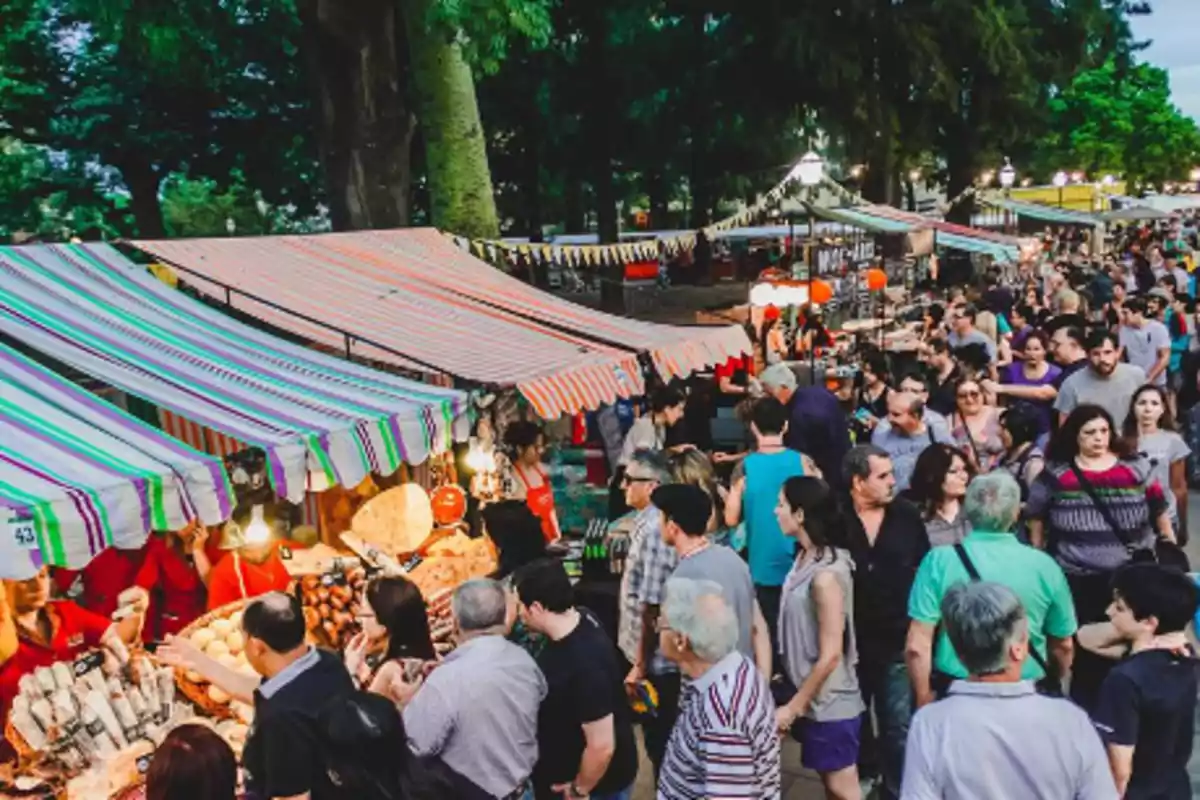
left=726, top=396, right=815, bottom=662
left=906, top=472, right=1078, bottom=708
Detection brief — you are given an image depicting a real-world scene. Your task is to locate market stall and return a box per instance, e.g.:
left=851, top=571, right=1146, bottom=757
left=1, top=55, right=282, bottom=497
left=0, top=244, right=472, bottom=505
left=132, top=229, right=751, bottom=421
left=0, top=342, right=234, bottom=573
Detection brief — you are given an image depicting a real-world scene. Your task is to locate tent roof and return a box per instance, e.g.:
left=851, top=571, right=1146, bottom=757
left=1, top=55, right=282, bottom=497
left=0, top=342, right=233, bottom=573
left=817, top=204, right=1031, bottom=262
left=985, top=198, right=1102, bottom=226
left=134, top=229, right=751, bottom=419
left=0, top=244, right=470, bottom=503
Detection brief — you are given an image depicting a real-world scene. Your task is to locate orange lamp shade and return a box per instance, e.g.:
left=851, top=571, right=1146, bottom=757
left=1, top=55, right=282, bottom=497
left=865, top=268, right=888, bottom=292
left=430, top=484, right=467, bottom=526
left=810, top=280, right=833, bottom=305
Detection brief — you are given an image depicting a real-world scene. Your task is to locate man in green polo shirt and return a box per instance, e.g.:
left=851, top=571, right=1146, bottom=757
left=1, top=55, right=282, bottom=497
left=906, top=472, right=1078, bottom=708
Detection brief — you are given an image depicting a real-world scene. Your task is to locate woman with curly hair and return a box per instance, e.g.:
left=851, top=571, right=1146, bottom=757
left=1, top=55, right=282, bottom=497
left=907, top=444, right=976, bottom=547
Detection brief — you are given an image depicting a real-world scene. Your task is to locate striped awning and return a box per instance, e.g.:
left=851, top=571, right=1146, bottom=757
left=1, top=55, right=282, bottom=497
left=850, top=205, right=1031, bottom=262
left=0, top=343, right=234, bottom=574
left=0, top=244, right=471, bottom=504
left=807, top=205, right=920, bottom=235
left=134, top=229, right=752, bottom=419
left=984, top=198, right=1102, bottom=226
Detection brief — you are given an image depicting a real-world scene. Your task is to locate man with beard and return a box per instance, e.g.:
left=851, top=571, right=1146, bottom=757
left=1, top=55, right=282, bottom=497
left=1053, top=329, right=1145, bottom=427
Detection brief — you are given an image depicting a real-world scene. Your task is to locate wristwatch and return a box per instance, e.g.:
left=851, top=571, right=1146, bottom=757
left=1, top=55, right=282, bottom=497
left=567, top=783, right=588, bottom=799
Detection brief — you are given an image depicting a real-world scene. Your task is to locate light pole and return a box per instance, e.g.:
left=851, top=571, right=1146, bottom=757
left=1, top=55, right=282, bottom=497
left=999, top=158, right=1016, bottom=233
left=1052, top=171, right=1068, bottom=209
left=794, top=151, right=824, bottom=384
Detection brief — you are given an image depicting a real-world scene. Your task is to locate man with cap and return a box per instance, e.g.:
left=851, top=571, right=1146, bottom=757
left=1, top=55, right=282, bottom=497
left=759, top=363, right=851, bottom=489
left=654, top=483, right=772, bottom=678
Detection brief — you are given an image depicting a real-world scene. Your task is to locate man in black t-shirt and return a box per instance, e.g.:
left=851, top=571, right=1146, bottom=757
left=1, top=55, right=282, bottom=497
left=1092, top=565, right=1200, bottom=799
left=515, top=559, right=638, bottom=800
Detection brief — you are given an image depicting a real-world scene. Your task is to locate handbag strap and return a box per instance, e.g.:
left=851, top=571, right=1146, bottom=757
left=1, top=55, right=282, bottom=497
left=1068, top=463, right=1142, bottom=555
left=952, top=543, right=1050, bottom=675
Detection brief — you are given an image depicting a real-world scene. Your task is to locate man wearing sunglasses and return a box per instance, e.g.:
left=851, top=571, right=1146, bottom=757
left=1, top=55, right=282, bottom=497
left=614, top=449, right=679, bottom=778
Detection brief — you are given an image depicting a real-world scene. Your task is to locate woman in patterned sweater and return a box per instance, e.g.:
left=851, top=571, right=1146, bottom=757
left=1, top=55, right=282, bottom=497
left=1025, top=403, right=1173, bottom=710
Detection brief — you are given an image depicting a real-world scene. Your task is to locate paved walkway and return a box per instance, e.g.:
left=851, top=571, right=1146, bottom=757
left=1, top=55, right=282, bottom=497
left=629, top=492, right=1200, bottom=799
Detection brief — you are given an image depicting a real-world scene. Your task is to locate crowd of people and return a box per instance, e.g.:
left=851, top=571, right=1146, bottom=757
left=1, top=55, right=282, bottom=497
left=6, top=214, right=1200, bottom=800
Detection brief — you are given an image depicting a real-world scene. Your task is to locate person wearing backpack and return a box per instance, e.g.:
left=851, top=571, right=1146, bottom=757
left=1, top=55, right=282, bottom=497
left=905, top=473, right=1078, bottom=709
left=1091, top=564, right=1200, bottom=799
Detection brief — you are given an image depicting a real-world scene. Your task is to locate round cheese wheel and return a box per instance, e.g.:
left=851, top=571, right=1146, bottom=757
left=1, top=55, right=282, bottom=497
left=229, top=611, right=243, bottom=627
left=208, top=685, right=230, bottom=704
left=190, top=629, right=215, bottom=650
left=205, top=640, right=230, bottom=659
left=185, top=670, right=203, bottom=683
left=225, top=631, right=244, bottom=654
left=210, top=618, right=234, bottom=638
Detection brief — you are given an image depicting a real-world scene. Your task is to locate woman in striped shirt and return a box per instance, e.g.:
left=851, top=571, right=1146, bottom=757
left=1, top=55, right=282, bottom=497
left=1025, top=403, right=1172, bottom=710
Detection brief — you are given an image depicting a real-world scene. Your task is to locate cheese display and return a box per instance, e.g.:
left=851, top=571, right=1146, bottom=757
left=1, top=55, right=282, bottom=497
left=2, top=639, right=187, bottom=799
left=173, top=603, right=255, bottom=720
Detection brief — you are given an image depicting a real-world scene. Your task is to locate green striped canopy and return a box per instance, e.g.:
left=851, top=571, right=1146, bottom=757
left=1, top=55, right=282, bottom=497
left=0, top=244, right=472, bottom=506
left=0, top=344, right=234, bottom=575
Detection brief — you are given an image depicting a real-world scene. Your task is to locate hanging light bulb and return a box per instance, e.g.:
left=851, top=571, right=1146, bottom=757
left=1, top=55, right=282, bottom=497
left=243, top=505, right=272, bottom=546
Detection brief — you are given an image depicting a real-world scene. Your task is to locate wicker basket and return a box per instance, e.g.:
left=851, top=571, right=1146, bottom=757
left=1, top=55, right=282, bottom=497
left=173, top=598, right=254, bottom=721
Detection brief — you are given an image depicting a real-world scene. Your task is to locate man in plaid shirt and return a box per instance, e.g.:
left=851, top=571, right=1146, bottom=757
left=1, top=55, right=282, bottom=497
left=617, top=448, right=679, bottom=776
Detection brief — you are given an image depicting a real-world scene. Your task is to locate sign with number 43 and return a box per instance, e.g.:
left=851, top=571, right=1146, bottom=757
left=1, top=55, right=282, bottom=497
left=8, top=517, right=38, bottom=550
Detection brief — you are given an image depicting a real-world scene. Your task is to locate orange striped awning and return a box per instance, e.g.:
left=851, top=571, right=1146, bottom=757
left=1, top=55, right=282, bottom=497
left=135, top=229, right=751, bottom=419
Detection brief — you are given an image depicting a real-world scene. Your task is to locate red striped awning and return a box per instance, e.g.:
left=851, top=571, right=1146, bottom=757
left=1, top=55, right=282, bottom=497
left=135, top=229, right=750, bottom=419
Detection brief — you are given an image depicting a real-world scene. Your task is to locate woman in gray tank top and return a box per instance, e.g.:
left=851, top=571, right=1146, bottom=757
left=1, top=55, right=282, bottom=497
left=774, top=476, right=866, bottom=799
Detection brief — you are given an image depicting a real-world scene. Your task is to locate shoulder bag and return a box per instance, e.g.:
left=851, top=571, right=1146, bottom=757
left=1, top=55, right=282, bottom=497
left=953, top=543, right=1059, bottom=693
left=1069, top=463, right=1189, bottom=570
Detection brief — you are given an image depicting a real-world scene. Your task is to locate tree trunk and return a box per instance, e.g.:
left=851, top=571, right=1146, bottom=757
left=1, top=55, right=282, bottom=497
left=402, top=0, right=500, bottom=240
left=647, top=170, right=668, bottom=230
left=120, top=157, right=165, bottom=238
left=563, top=177, right=585, bottom=233
left=296, top=0, right=415, bottom=231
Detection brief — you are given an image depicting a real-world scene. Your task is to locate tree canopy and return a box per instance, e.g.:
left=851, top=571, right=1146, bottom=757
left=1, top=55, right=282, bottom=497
left=0, top=0, right=1193, bottom=242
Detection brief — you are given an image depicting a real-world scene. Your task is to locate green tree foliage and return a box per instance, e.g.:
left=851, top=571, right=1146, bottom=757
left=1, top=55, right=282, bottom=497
left=1032, top=58, right=1200, bottom=190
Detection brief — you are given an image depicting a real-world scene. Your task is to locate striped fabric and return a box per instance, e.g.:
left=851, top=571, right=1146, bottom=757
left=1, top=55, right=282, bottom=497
left=985, top=198, right=1102, bottom=226
left=658, top=652, right=781, bottom=799
left=853, top=204, right=1033, bottom=262
left=159, top=408, right=248, bottom=458
left=0, top=244, right=471, bottom=504
left=0, top=343, right=233, bottom=571
left=134, top=229, right=752, bottom=419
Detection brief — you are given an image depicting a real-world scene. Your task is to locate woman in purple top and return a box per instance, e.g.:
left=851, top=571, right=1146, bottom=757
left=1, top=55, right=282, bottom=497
left=987, top=329, right=1060, bottom=447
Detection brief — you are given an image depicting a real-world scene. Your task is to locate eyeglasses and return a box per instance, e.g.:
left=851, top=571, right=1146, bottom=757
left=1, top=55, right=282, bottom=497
left=957, top=390, right=981, bottom=400
left=621, top=475, right=655, bottom=487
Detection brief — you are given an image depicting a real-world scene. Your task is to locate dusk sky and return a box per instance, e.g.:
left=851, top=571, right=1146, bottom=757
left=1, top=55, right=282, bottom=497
left=1130, top=0, right=1200, bottom=122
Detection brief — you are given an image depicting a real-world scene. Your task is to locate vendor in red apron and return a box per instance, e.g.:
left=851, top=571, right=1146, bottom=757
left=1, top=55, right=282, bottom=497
left=205, top=505, right=293, bottom=610
left=0, top=545, right=148, bottom=762
left=500, top=420, right=561, bottom=543
left=134, top=521, right=209, bottom=639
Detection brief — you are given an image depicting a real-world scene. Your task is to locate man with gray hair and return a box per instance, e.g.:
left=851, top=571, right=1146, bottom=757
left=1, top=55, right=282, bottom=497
left=902, top=582, right=1116, bottom=800
left=842, top=444, right=928, bottom=800
left=907, top=472, right=1077, bottom=708
left=759, top=361, right=850, bottom=486
left=400, top=577, right=548, bottom=798
left=656, top=577, right=781, bottom=798
left=616, top=448, right=680, bottom=775
left=872, top=390, right=951, bottom=492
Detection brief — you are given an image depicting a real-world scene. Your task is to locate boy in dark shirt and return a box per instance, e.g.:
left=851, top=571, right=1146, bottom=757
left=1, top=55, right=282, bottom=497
left=1092, top=564, right=1200, bottom=800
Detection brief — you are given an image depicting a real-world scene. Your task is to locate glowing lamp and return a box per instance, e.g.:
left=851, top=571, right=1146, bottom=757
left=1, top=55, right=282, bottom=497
left=865, top=269, right=888, bottom=292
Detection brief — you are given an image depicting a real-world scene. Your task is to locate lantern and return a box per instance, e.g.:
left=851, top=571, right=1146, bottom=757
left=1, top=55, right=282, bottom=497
left=865, top=268, right=888, bottom=292
left=430, top=484, right=467, bottom=526
left=810, top=280, right=833, bottom=305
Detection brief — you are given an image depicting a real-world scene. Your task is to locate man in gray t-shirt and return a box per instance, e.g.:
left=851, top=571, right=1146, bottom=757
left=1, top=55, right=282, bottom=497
left=947, top=304, right=998, bottom=364
left=873, top=392, right=950, bottom=491
left=1118, top=297, right=1171, bottom=387
left=652, top=484, right=771, bottom=676
left=1054, top=329, right=1146, bottom=426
